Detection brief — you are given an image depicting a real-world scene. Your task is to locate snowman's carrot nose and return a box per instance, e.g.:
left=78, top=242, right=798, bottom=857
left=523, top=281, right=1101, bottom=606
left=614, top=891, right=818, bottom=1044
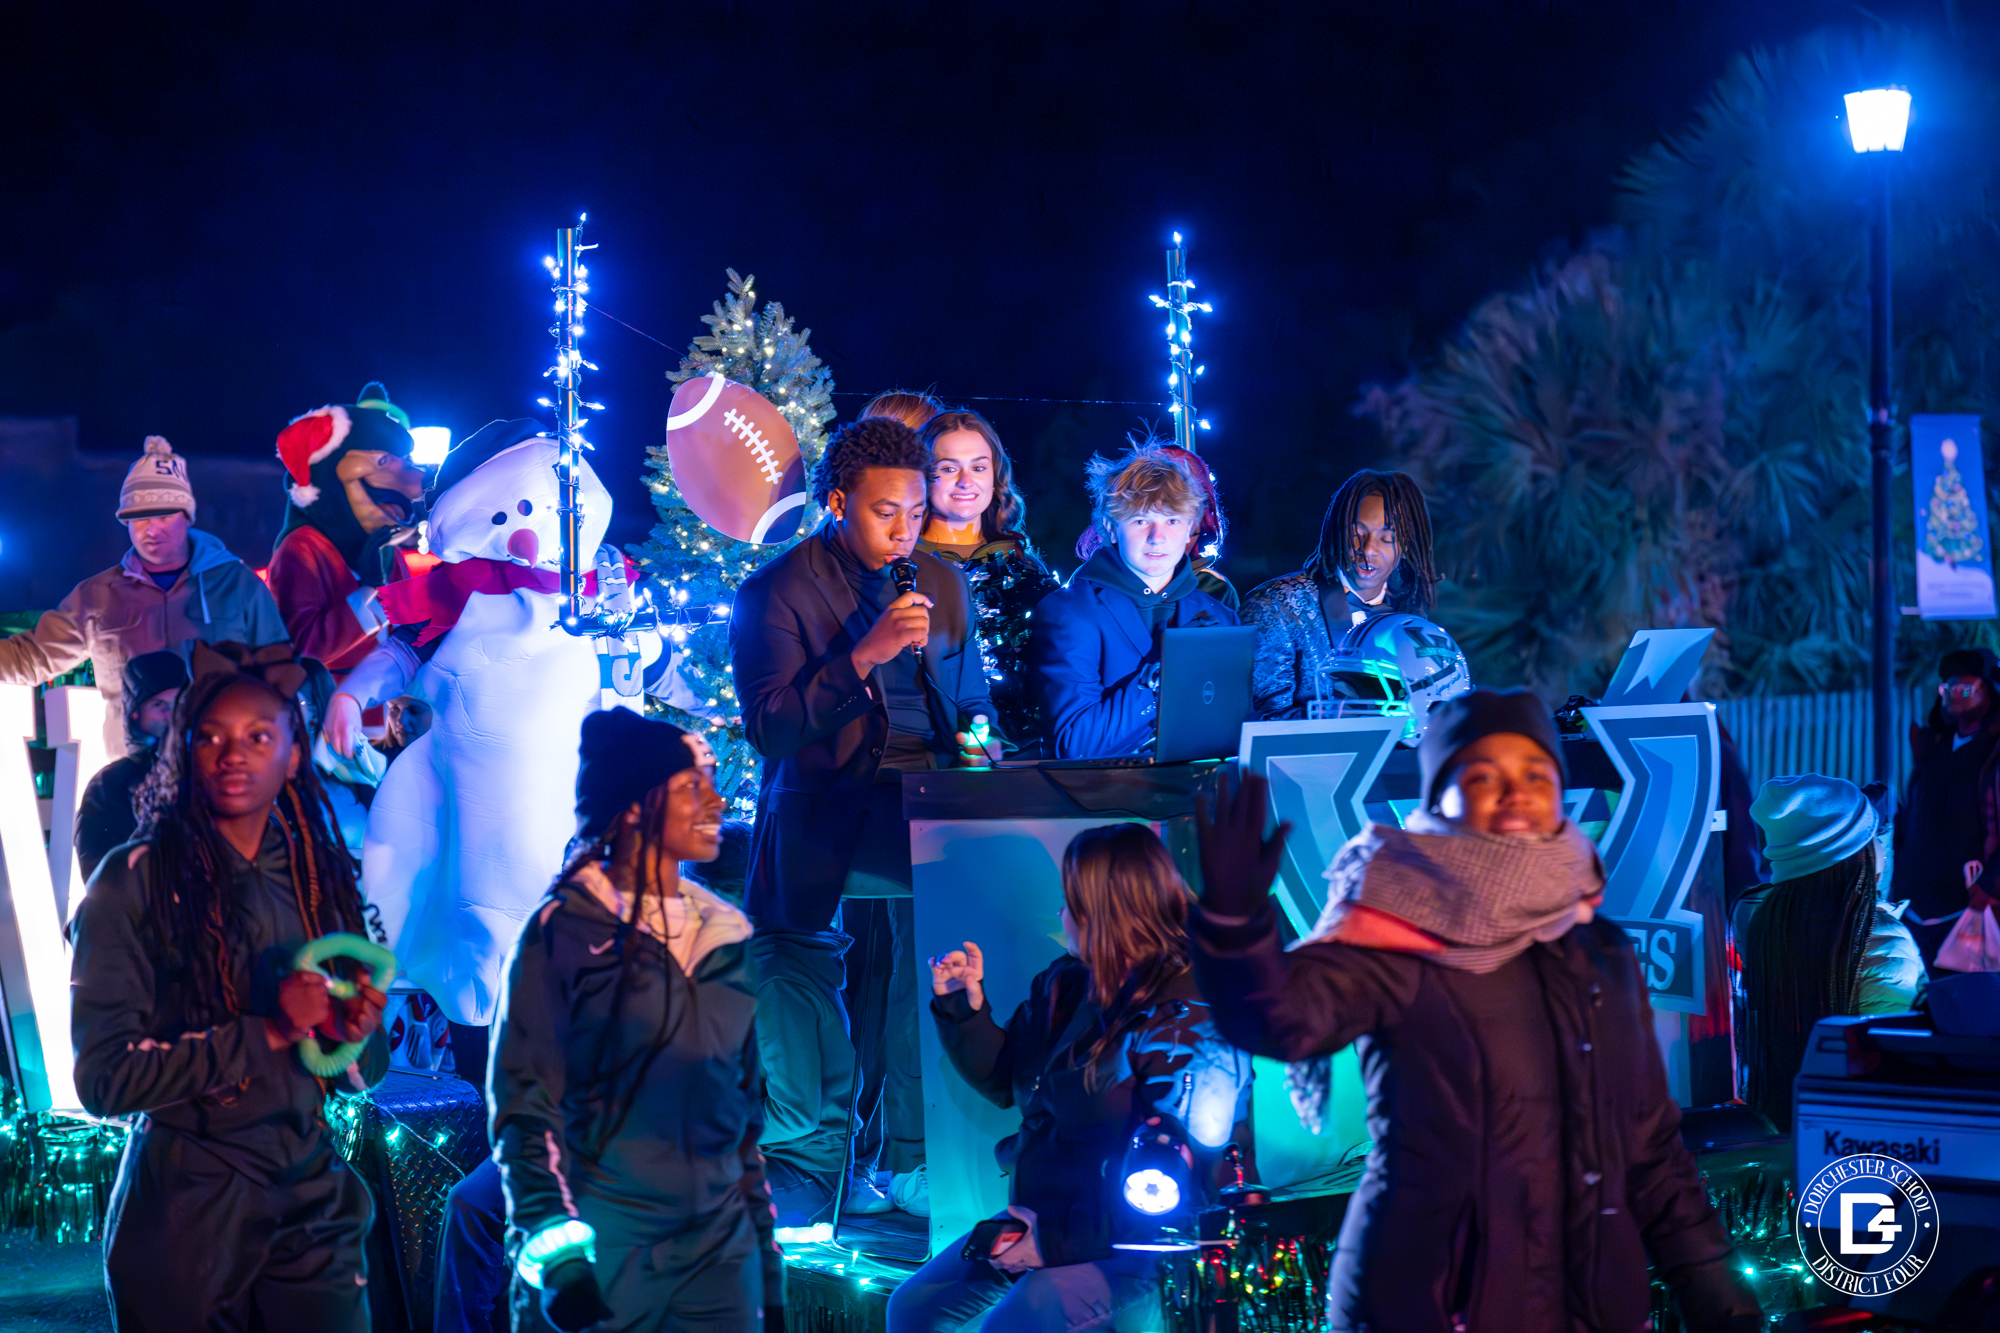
left=507, top=527, right=540, bottom=564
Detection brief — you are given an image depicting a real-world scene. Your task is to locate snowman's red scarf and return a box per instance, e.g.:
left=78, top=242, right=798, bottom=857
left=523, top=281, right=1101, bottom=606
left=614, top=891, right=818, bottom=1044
left=377, top=556, right=627, bottom=645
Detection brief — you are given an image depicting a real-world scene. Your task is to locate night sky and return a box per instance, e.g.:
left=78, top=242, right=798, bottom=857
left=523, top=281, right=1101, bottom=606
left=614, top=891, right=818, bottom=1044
left=0, top=0, right=1954, bottom=585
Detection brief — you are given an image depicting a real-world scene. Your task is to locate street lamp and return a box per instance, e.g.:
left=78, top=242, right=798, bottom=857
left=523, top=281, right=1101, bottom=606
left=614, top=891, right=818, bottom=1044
left=1847, top=86, right=1910, bottom=786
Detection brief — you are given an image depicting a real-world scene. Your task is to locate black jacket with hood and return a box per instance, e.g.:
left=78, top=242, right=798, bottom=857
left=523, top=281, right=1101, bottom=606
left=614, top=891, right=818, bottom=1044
left=933, top=955, right=1254, bottom=1267
left=490, top=869, right=781, bottom=1300
left=1191, top=905, right=1758, bottom=1333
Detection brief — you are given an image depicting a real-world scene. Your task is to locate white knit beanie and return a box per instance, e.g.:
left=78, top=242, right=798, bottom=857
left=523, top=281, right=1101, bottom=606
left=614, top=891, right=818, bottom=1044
left=118, top=436, right=197, bottom=521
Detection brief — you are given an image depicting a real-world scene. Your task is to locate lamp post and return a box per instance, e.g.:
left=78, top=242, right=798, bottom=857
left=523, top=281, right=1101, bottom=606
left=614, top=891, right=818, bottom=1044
left=1847, top=86, right=1911, bottom=786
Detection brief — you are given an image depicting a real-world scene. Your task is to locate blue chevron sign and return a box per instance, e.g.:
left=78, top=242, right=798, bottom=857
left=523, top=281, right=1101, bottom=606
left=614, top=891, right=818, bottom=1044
left=1238, top=717, right=1405, bottom=934
left=1581, top=702, right=1719, bottom=1014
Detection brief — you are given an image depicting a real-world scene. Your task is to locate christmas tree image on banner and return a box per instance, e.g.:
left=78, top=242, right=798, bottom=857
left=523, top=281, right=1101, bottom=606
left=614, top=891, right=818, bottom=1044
left=630, top=270, right=837, bottom=806
left=1926, top=438, right=1983, bottom=567
left=1912, top=415, right=1996, bottom=620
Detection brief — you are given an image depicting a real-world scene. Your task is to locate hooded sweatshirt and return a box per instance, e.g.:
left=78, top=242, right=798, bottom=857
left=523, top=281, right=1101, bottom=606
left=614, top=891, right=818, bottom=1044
left=1025, top=548, right=1239, bottom=759
left=0, top=528, right=289, bottom=754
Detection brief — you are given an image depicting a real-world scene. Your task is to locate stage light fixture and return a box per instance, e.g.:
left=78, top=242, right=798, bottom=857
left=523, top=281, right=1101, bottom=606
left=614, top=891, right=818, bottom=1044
left=409, top=426, right=452, bottom=466
left=1845, top=87, right=1911, bottom=153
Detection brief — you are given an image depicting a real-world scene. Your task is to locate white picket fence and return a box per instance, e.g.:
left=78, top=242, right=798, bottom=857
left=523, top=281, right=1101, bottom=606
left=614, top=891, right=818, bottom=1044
left=1711, top=687, right=1934, bottom=800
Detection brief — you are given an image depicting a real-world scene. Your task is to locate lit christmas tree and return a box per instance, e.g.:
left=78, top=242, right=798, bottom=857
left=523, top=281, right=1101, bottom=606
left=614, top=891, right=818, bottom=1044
left=1926, top=437, right=1985, bottom=568
left=629, top=270, right=836, bottom=807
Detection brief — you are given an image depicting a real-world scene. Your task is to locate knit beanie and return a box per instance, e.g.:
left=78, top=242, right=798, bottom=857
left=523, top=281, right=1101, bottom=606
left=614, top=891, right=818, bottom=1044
left=120, top=651, right=190, bottom=713
left=117, top=437, right=196, bottom=521
left=1420, top=688, right=1567, bottom=810
left=574, top=707, right=714, bottom=842
left=1750, top=774, right=1878, bottom=884
left=1938, top=647, right=2000, bottom=686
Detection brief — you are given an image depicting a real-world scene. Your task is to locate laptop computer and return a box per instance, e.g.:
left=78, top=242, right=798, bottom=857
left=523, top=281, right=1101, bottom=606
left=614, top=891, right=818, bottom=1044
left=1154, top=625, right=1256, bottom=763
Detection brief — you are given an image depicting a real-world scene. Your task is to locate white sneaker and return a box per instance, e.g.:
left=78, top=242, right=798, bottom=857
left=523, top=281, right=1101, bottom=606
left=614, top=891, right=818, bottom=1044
left=889, top=1164, right=930, bottom=1217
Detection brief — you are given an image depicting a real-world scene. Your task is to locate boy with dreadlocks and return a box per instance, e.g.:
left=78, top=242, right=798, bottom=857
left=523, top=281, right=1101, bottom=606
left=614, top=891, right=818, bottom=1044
left=490, top=707, right=781, bottom=1333
left=1241, top=469, right=1454, bottom=720
left=71, top=641, right=390, bottom=1331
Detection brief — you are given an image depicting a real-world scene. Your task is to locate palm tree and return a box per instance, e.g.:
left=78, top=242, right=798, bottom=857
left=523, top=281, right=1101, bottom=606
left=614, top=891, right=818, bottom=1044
left=1366, top=24, right=2000, bottom=699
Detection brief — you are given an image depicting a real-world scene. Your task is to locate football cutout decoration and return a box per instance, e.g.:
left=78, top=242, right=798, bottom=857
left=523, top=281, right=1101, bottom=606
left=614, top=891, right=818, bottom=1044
left=665, top=373, right=807, bottom=544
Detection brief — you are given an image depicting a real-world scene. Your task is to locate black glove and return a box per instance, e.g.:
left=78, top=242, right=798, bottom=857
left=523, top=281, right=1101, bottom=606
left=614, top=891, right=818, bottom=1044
left=356, top=524, right=419, bottom=589
left=1193, top=771, right=1290, bottom=919
left=540, top=1257, right=613, bottom=1332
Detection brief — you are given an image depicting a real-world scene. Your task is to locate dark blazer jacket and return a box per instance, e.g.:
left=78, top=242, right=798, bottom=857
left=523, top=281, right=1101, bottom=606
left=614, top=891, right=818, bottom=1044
left=730, top=534, right=995, bottom=928
left=1026, top=574, right=1238, bottom=760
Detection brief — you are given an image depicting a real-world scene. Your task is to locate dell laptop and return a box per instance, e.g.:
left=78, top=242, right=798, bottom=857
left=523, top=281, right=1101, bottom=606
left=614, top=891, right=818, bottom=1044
left=1154, top=625, right=1256, bottom=763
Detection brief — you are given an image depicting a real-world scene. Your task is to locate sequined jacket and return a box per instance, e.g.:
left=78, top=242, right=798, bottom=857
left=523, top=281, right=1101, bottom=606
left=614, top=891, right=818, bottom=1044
left=1241, top=570, right=1341, bottom=720
left=920, top=538, right=1060, bottom=756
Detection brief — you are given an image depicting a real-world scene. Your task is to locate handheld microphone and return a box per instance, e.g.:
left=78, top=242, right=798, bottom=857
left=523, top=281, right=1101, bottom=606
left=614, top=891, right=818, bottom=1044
left=889, top=558, right=922, bottom=661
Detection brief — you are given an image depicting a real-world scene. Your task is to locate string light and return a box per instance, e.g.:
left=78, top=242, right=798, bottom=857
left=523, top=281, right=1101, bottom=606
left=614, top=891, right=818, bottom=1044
left=1147, top=231, right=1214, bottom=450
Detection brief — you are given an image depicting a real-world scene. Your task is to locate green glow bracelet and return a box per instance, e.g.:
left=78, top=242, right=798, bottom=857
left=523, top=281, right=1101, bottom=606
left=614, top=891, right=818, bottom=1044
left=290, top=934, right=398, bottom=1077
left=517, top=1217, right=598, bottom=1288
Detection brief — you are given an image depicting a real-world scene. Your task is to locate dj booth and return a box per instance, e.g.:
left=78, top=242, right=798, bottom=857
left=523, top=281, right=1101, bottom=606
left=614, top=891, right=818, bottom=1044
left=905, top=630, right=1742, bottom=1260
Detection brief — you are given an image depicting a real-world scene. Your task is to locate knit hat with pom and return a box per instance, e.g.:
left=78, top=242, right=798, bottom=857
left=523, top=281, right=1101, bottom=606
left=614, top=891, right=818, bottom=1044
left=117, top=437, right=196, bottom=521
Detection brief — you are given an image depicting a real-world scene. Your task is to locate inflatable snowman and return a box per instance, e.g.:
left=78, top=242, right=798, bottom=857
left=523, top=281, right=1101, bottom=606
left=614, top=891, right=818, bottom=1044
left=338, top=419, right=622, bottom=1026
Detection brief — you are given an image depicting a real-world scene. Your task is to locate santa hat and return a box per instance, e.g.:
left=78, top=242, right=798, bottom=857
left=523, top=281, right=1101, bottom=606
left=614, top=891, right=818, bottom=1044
left=274, top=405, right=352, bottom=508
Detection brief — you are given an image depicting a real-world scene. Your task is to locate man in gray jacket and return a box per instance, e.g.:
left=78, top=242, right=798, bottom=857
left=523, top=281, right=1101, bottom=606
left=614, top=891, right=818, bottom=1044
left=0, top=435, right=289, bottom=754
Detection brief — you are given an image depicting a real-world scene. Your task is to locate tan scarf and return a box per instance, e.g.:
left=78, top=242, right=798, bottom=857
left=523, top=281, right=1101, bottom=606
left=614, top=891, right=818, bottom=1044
left=1304, top=809, right=1605, bottom=973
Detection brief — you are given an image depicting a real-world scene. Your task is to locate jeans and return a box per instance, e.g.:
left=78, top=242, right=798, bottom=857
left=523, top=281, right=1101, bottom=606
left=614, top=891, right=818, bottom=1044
left=885, top=1234, right=1162, bottom=1333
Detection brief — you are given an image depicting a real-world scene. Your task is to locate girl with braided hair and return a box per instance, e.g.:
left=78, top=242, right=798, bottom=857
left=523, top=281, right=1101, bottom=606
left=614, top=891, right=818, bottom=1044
left=490, top=707, right=780, bottom=1333
left=71, top=640, right=390, bottom=1332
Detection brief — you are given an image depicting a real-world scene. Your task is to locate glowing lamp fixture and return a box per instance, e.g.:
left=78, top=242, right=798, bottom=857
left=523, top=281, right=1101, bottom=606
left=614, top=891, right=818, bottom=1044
left=1124, top=1168, right=1182, bottom=1215
left=1845, top=88, right=1911, bottom=153
left=409, top=426, right=452, bottom=467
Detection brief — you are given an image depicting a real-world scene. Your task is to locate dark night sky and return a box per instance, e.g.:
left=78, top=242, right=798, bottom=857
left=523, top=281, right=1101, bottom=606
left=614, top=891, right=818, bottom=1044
left=0, top=0, right=1956, bottom=585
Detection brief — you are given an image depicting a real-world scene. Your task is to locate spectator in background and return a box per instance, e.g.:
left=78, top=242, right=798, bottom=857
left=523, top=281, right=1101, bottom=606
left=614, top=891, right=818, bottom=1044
left=860, top=388, right=946, bottom=432
left=74, top=651, right=189, bottom=881
left=1893, top=647, right=2000, bottom=964
left=0, top=435, right=289, bottom=755
left=1743, top=775, right=1925, bottom=1130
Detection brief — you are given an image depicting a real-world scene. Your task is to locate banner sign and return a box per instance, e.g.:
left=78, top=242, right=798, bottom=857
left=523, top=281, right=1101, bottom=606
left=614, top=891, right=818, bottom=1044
left=1911, top=414, right=1995, bottom=620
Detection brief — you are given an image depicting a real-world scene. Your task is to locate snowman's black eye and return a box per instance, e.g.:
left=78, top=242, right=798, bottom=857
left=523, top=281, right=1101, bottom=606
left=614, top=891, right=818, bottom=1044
left=518, top=500, right=533, bottom=516
left=491, top=511, right=507, bottom=525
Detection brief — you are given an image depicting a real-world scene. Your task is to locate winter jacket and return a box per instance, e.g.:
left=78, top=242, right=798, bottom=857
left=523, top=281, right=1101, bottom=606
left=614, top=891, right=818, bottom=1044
left=71, top=827, right=390, bottom=1182
left=74, top=754, right=153, bottom=882
left=1191, top=904, right=1758, bottom=1333
left=0, top=529, right=289, bottom=755
left=917, top=536, right=1060, bottom=756
left=1733, top=890, right=1927, bottom=1017
left=490, top=871, right=781, bottom=1301
left=731, top=534, right=996, bottom=930
left=1024, top=550, right=1239, bottom=759
left=933, top=957, right=1254, bottom=1267
left=267, top=523, right=412, bottom=673
left=1895, top=717, right=2000, bottom=921
left=1241, top=570, right=1345, bottom=720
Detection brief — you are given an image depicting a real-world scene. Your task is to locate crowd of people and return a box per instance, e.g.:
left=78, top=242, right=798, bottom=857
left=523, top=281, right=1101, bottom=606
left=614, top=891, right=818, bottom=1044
left=0, top=381, right=1978, bottom=1332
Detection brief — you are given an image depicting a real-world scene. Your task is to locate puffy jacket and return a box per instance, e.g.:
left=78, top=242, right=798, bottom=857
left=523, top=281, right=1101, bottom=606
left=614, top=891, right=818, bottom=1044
left=0, top=529, right=288, bottom=754
left=267, top=522, right=412, bottom=673
left=1191, top=905, right=1759, bottom=1333
left=933, top=957, right=1254, bottom=1267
